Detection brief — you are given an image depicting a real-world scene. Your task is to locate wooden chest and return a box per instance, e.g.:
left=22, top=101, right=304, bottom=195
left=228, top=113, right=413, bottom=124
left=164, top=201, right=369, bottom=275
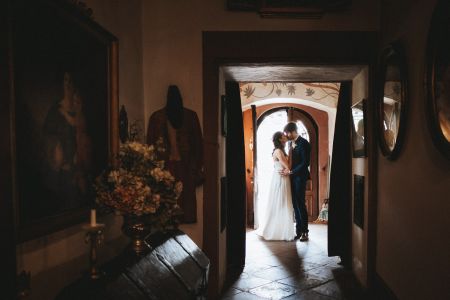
left=56, top=230, right=210, bottom=300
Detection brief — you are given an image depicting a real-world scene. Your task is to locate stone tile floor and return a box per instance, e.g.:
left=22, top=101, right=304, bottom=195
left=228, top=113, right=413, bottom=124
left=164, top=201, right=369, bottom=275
left=220, top=224, right=376, bottom=300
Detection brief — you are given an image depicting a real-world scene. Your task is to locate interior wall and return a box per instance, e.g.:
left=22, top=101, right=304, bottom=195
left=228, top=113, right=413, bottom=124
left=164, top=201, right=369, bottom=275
left=351, top=67, right=369, bottom=286
left=142, top=0, right=379, bottom=249
left=87, top=0, right=145, bottom=139
left=377, top=0, right=450, bottom=298
left=15, top=1, right=143, bottom=299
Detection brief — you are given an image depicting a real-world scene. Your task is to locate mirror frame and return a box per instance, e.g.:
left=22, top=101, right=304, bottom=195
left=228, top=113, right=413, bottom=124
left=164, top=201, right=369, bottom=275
left=425, top=0, right=450, bottom=160
left=377, top=42, right=408, bottom=160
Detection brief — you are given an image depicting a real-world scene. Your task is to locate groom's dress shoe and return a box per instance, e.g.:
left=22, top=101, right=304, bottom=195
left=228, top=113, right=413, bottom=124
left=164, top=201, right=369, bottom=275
left=300, top=233, right=309, bottom=242
left=294, top=233, right=301, bottom=240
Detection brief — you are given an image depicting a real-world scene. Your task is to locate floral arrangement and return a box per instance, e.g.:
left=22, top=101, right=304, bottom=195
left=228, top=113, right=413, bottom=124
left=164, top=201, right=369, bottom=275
left=94, top=139, right=183, bottom=230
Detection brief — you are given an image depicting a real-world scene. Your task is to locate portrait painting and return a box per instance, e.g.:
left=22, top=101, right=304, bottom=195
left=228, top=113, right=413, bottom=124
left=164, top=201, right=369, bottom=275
left=351, top=99, right=366, bottom=158
left=426, top=0, right=450, bottom=159
left=12, top=0, right=118, bottom=241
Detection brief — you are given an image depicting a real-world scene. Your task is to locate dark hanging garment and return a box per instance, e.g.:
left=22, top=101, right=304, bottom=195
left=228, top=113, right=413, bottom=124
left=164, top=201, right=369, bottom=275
left=146, top=86, right=204, bottom=223
left=147, top=108, right=203, bottom=223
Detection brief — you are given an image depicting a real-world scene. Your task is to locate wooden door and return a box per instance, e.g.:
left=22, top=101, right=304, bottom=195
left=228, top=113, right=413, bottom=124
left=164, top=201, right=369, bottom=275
left=225, top=81, right=246, bottom=274
left=328, top=82, right=352, bottom=264
left=243, top=106, right=257, bottom=227
left=288, top=108, right=319, bottom=221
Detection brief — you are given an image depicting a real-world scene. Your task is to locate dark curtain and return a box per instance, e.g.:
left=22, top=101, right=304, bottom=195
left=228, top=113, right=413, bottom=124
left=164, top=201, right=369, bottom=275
left=328, top=81, right=352, bottom=265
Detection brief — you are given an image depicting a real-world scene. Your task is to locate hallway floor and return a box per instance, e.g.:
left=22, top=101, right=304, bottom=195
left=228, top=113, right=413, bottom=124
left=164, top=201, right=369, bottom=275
left=220, top=224, right=374, bottom=300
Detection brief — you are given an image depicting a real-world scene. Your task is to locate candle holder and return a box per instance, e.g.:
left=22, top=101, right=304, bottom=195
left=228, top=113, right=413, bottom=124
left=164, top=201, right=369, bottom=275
left=82, top=223, right=105, bottom=280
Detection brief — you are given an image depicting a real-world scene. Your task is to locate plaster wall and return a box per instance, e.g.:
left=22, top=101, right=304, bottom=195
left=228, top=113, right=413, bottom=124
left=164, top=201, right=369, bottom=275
left=377, top=0, right=450, bottom=298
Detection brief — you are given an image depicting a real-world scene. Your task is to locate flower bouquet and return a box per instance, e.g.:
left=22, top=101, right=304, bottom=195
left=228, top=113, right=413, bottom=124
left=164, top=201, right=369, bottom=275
left=94, top=139, right=182, bottom=253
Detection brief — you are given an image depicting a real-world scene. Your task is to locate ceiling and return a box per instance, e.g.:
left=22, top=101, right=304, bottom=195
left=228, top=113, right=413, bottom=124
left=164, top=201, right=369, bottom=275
left=222, top=64, right=366, bottom=82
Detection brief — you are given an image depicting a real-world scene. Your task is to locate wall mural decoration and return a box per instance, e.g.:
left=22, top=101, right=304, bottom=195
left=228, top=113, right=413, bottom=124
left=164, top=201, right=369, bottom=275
left=11, top=0, right=118, bottom=241
left=240, top=82, right=340, bottom=108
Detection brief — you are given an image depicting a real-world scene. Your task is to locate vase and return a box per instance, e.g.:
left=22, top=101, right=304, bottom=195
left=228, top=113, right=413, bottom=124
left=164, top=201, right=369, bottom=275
left=121, top=214, right=152, bottom=254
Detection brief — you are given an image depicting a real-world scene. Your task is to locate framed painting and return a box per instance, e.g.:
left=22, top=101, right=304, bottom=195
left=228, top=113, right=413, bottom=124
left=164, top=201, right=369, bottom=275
left=10, top=0, right=118, bottom=241
left=227, top=0, right=352, bottom=18
left=353, top=175, right=364, bottom=229
left=221, top=95, right=228, bottom=137
left=426, top=0, right=450, bottom=159
left=351, top=99, right=367, bottom=158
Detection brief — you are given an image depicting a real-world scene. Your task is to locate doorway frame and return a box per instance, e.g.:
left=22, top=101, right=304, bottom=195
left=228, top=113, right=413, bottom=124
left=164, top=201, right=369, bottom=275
left=202, top=31, right=378, bottom=298
left=255, top=106, right=320, bottom=221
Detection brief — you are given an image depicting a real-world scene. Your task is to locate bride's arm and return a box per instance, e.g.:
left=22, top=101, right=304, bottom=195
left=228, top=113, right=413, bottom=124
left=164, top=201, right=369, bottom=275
left=275, top=149, right=290, bottom=170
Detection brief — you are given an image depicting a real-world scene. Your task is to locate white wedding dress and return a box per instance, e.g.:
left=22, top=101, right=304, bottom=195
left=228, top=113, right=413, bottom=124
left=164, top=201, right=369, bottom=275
left=256, top=158, right=295, bottom=241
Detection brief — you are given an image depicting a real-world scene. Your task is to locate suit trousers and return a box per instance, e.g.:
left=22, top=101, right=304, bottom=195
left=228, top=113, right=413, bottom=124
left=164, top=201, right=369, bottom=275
left=291, top=177, right=309, bottom=234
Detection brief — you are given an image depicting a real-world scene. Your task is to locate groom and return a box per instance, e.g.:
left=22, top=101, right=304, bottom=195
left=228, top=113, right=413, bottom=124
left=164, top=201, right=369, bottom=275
left=282, top=122, right=311, bottom=241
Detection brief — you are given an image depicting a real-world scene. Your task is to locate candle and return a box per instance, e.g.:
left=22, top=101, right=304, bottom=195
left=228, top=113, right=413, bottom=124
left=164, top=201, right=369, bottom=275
left=90, top=209, right=97, bottom=227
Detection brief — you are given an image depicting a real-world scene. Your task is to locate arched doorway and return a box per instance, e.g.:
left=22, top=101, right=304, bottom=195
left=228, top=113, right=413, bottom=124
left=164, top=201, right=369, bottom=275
left=252, top=107, right=319, bottom=229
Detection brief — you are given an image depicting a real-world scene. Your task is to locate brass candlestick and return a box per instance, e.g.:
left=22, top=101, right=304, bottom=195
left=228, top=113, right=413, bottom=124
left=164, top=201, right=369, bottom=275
left=83, top=223, right=105, bottom=280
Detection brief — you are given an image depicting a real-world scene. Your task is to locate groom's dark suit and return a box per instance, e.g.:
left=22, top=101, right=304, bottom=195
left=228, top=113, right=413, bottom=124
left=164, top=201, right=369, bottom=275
left=290, top=136, right=311, bottom=235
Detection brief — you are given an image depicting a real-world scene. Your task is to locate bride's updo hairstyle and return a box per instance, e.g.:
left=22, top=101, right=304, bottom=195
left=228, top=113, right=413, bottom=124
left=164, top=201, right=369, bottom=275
left=272, top=131, right=287, bottom=156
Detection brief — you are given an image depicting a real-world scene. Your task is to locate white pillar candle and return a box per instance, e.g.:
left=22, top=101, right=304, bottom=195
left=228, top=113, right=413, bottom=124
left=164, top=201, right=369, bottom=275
left=90, top=209, right=97, bottom=227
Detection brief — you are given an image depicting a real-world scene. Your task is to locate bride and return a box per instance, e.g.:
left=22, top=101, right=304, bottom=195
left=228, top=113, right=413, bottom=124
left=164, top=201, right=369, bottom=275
left=256, top=131, right=295, bottom=241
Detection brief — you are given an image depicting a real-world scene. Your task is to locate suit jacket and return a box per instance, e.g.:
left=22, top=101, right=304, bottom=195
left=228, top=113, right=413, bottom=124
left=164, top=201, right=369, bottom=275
left=290, top=136, right=311, bottom=182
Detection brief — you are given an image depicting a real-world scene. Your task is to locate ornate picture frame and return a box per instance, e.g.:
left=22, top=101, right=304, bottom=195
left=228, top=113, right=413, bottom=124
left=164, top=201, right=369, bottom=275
left=227, top=0, right=352, bottom=18
left=425, top=0, right=450, bottom=159
left=377, top=42, right=408, bottom=160
left=10, top=0, right=118, bottom=242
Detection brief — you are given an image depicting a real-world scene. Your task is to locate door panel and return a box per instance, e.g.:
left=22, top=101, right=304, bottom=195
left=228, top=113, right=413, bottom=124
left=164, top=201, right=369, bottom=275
left=225, top=81, right=246, bottom=273
left=243, top=109, right=254, bottom=226
left=328, top=82, right=352, bottom=263
left=305, top=180, right=314, bottom=220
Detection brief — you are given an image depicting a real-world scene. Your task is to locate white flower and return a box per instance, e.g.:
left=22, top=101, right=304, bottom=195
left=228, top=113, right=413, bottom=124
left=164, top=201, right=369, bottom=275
left=108, top=170, right=120, bottom=183
left=292, top=141, right=297, bottom=149
left=175, top=181, right=183, bottom=197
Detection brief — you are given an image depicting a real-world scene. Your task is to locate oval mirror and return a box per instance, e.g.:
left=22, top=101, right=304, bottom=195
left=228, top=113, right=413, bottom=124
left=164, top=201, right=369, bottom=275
left=378, top=43, right=408, bottom=159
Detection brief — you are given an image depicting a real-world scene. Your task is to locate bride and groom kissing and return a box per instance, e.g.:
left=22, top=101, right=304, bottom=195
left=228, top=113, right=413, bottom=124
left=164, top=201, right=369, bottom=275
left=257, top=122, right=311, bottom=242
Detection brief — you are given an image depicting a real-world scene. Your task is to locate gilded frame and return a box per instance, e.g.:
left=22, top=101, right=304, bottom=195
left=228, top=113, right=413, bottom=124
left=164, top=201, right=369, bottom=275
left=10, top=0, right=118, bottom=242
